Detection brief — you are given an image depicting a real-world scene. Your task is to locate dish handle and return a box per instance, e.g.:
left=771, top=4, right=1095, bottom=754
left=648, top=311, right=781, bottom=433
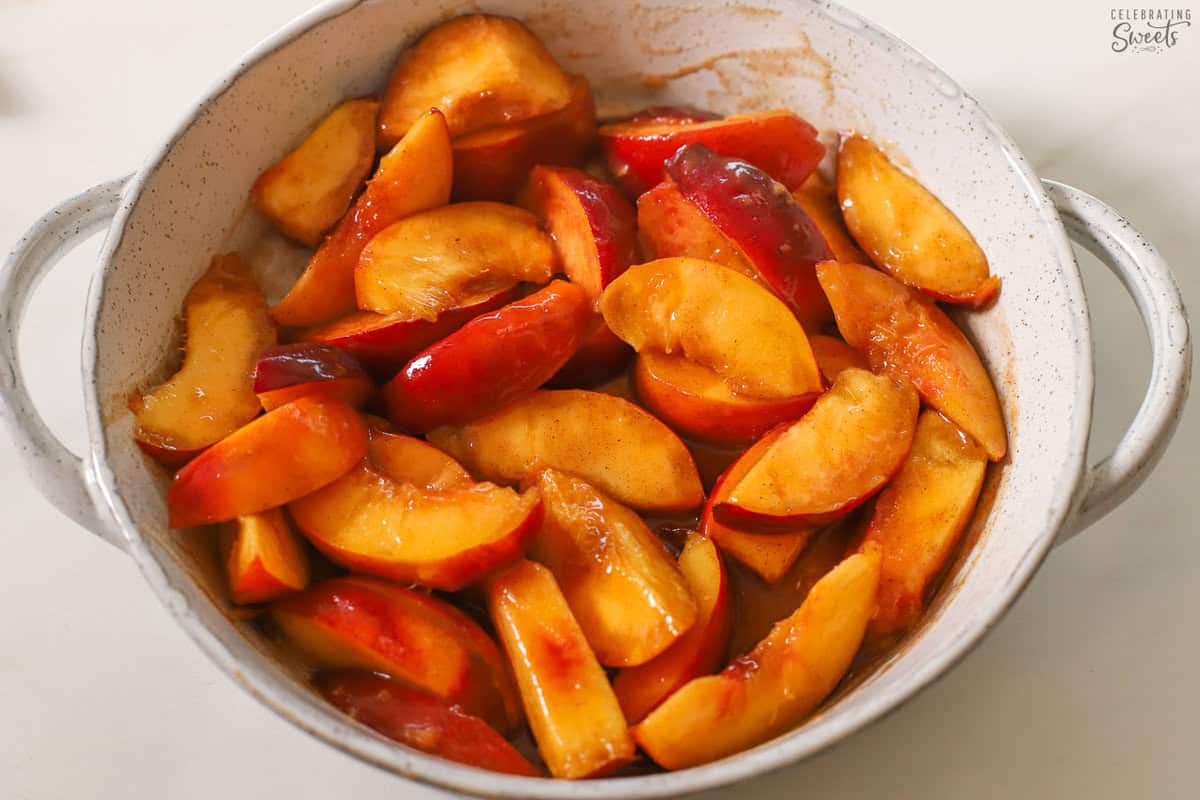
left=0, top=177, right=132, bottom=552
left=1045, top=180, right=1191, bottom=542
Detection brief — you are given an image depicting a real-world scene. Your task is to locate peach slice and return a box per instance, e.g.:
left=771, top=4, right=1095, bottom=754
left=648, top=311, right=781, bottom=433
left=518, top=165, right=638, bottom=299
left=271, top=108, right=452, bottom=328
left=700, top=427, right=813, bottom=582
left=288, top=448, right=542, bottom=591
left=315, top=671, right=539, bottom=777
left=253, top=343, right=373, bottom=411
left=223, top=509, right=310, bottom=605
left=383, top=281, right=591, bottom=432
left=862, top=410, right=987, bottom=637
left=377, top=14, right=573, bottom=146
left=816, top=260, right=1007, bottom=459
left=665, top=143, right=834, bottom=327
left=272, top=576, right=522, bottom=732
left=600, top=257, right=823, bottom=400
left=486, top=560, right=635, bottom=778
left=167, top=395, right=367, bottom=528
left=837, top=135, right=1000, bottom=306
left=598, top=110, right=824, bottom=197
left=453, top=76, right=596, bottom=201
left=636, top=179, right=757, bottom=279
left=791, top=172, right=867, bottom=265
left=809, top=333, right=869, bottom=384
left=366, top=426, right=472, bottom=489
left=631, top=546, right=881, bottom=769
left=634, top=351, right=817, bottom=445
left=299, top=286, right=517, bottom=377
left=428, top=389, right=703, bottom=512
left=251, top=99, right=379, bottom=246
left=355, top=202, right=557, bottom=319
left=716, top=369, right=919, bottom=528
left=548, top=320, right=633, bottom=388
left=131, top=254, right=275, bottom=465
left=618, top=106, right=720, bottom=126
left=529, top=469, right=697, bottom=667
left=613, top=532, right=731, bottom=723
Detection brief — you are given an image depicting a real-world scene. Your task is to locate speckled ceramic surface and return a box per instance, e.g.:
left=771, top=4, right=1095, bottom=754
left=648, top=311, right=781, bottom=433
left=0, top=0, right=1189, bottom=797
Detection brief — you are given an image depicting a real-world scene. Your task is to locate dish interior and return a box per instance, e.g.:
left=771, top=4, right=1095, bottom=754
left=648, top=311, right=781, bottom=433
left=86, top=0, right=1088, bottom=792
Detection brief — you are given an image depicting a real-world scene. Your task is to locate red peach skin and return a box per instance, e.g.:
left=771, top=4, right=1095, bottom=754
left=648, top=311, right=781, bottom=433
left=167, top=395, right=367, bottom=528
left=273, top=576, right=523, bottom=733
left=316, top=671, right=539, bottom=776
left=253, top=342, right=373, bottom=411
left=271, top=108, right=452, bottom=328
left=487, top=560, right=635, bottom=778
left=383, top=281, right=591, bottom=432
left=299, top=287, right=517, bottom=377
left=665, top=143, right=834, bottom=327
left=613, top=532, right=732, bottom=723
left=632, top=546, right=881, bottom=769
left=598, top=110, right=823, bottom=197
left=636, top=178, right=758, bottom=279
left=816, top=260, right=1007, bottom=460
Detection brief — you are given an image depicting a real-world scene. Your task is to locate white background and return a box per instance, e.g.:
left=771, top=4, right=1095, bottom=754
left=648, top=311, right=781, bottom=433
left=1, top=1, right=1197, bottom=797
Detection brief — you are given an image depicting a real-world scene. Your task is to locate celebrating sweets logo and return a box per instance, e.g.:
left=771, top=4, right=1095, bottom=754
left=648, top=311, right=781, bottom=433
left=1111, top=8, right=1192, bottom=52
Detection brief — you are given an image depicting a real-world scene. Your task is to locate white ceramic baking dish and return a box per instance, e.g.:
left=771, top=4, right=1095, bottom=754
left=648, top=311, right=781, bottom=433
left=0, top=0, right=1190, bottom=797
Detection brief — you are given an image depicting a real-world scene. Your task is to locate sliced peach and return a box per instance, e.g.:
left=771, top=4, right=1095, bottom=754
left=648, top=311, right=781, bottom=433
left=383, top=281, right=591, bottom=432
left=131, top=254, right=275, bottom=466
left=725, top=519, right=857, bottom=658
left=453, top=76, right=596, bottom=201
left=817, top=260, right=1007, bottom=459
left=529, top=469, right=697, bottom=667
left=299, top=286, right=516, bottom=377
left=548, top=320, right=633, bottom=388
left=355, top=202, right=557, bottom=319
left=223, top=509, right=310, bottom=605
left=251, top=99, right=379, bottom=246
left=792, top=172, right=867, bottom=265
left=636, top=179, right=757, bottom=279
left=366, top=426, right=472, bottom=489
left=613, top=532, right=731, bottom=723
left=598, top=110, right=824, bottom=197
left=428, top=389, right=703, bottom=512
left=253, top=343, right=373, bottom=411
left=271, top=108, right=452, bottom=328
left=518, top=165, right=638, bottom=299
left=377, top=14, right=573, bottom=146
left=701, top=427, right=813, bottom=582
left=486, top=560, right=635, bottom=778
left=632, top=546, right=881, bottom=769
left=167, top=396, right=366, bottom=528
left=618, top=106, right=720, bottom=126
left=665, top=143, right=834, bottom=327
left=272, top=576, right=522, bottom=732
left=288, top=452, right=542, bottom=591
left=809, top=333, right=869, bottom=384
left=716, top=369, right=919, bottom=528
left=634, top=352, right=817, bottom=445
left=600, top=257, right=822, bottom=400
left=837, top=135, right=1000, bottom=306
left=862, top=410, right=987, bottom=637
left=315, top=671, right=539, bottom=776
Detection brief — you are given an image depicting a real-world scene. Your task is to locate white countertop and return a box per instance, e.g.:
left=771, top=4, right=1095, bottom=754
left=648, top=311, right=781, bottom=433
left=1, top=1, right=1196, bottom=797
